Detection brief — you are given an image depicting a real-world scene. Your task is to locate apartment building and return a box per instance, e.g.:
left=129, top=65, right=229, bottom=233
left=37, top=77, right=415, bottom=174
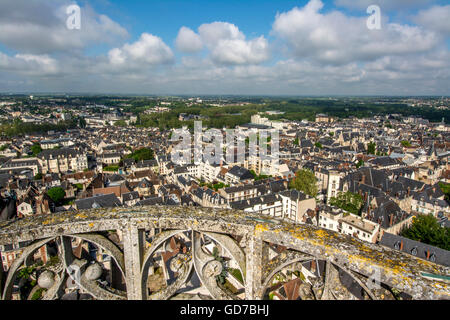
left=37, top=148, right=88, bottom=174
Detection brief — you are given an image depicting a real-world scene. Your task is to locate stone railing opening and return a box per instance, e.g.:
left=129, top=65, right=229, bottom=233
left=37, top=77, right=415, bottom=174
left=0, top=206, right=448, bottom=300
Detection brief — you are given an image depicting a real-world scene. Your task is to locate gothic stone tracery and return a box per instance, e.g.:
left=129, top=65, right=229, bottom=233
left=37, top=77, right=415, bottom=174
left=0, top=206, right=448, bottom=300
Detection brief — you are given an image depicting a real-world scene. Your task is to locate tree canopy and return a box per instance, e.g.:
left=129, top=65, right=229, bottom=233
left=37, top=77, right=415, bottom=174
left=329, top=191, right=364, bottom=215
left=31, top=143, right=42, bottom=156
left=290, top=169, right=318, bottom=198
left=401, top=214, right=449, bottom=251
left=47, top=187, right=66, bottom=203
left=125, top=147, right=154, bottom=162
left=438, top=182, right=450, bottom=204
left=367, top=142, right=376, bottom=155
left=400, top=140, right=411, bottom=147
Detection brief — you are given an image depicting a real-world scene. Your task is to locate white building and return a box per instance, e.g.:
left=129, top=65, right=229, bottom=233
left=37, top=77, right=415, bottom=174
left=318, top=206, right=380, bottom=243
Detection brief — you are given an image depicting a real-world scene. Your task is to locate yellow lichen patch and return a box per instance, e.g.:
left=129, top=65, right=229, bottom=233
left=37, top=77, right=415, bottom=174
left=254, top=224, right=269, bottom=235
left=315, top=229, right=329, bottom=239
left=88, top=223, right=95, bottom=228
left=75, top=213, right=88, bottom=219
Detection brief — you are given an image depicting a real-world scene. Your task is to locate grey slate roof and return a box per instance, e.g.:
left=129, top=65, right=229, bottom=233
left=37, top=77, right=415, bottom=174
left=122, top=191, right=139, bottom=202
left=227, top=166, right=254, bottom=180
left=75, top=193, right=121, bottom=210
left=229, top=193, right=280, bottom=210
left=38, top=148, right=84, bottom=160
left=380, top=232, right=450, bottom=267
left=137, top=196, right=164, bottom=206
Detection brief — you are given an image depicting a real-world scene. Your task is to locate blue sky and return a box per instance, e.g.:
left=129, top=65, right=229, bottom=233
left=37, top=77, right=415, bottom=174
left=0, top=0, right=449, bottom=95
left=86, top=0, right=449, bottom=39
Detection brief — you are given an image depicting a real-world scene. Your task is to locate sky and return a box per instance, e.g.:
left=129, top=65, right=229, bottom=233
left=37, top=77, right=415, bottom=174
left=0, top=0, right=449, bottom=95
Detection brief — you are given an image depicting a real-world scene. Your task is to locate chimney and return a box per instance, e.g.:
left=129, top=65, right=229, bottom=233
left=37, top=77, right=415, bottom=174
left=361, top=174, right=366, bottom=184
left=389, top=214, right=394, bottom=227
left=400, top=241, right=403, bottom=251
left=426, top=250, right=430, bottom=260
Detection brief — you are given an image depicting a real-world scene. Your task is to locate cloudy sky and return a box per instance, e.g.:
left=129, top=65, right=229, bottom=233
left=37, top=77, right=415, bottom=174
left=0, top=0, right=449, bottom=95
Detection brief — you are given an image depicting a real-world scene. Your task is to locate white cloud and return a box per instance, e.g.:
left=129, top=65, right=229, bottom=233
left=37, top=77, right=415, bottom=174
left=209, top=36, right=269, bottom=65
left=272, top=0, right=439, bottom=65
left=0, top=0, right=448, bottom=95
left=108, top=33, right=174, bottom=67
left=0, top=52, right=59, bottom=76
left=175, top=27, right=204, bottom=53
left=334, top=0, right=434, bottom=11
left=414, top=5, right=450, bottom=36
left=0, top=0, right=128, bottom=54
left=197, top=22, right=270, bottom=65
left=198, top=22, right=245, bottom=46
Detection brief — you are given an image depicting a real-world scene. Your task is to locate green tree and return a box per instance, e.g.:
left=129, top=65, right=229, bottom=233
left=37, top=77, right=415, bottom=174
left=249, top=170, right=271, bottom=181
left=78, top=117, right=87, bottom=128
left=125, top=147, right=154, bottom=161
left=74, top=183, right=84, bottom=190
left=293, top=137, right=299, bottom=145
left=47, top=187, right=66, bottom=203
left=367, top=142, right=376, bottom=155
left=401, top=214, right=449, bottom=251
left=290, top=169, right=318, bottom=198
left=400, top=140, right=411, bottom=147
left=31, top=144, right=42, bottom=156
left=438, top=182, right=450, bottom=203
left=34, top=173, right=43, bottom=180
left=356, top=160, right=364, bottom=168
left=314, top=142, right=323, bottom=149
left=114, top=120, right=127, bottom=127
left=103, top=165, right=119, bottom=172
left=329, top=192, right=364, bottom=215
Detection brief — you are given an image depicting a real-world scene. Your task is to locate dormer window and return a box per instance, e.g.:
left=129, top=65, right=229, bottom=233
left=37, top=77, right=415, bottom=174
left=411, top=247, right=418, bottom=256
left=429, top=253, right=436, bottom=262
left=394, top=241, right=401, bottom=250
